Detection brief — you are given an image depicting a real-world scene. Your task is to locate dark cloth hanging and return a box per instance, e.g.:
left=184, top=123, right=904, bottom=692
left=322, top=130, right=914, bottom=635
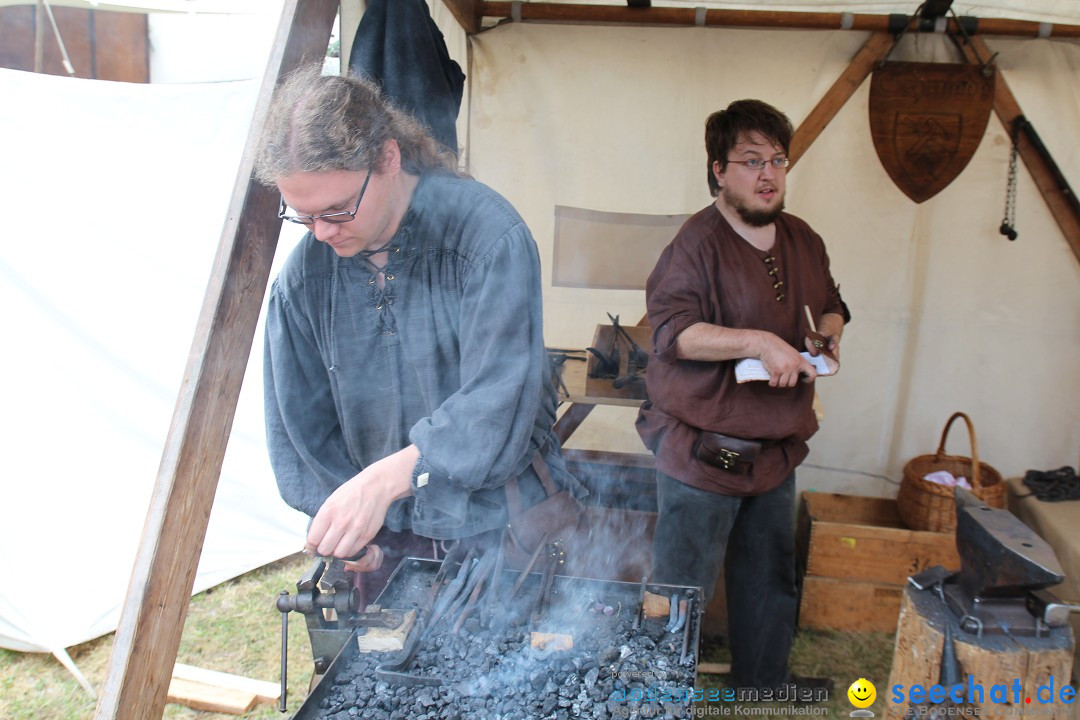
left=349, top=0, right=465, bottom=156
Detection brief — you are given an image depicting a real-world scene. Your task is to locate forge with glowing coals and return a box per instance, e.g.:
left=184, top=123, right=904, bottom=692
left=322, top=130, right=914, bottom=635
left=280, top=545, right=703, bottom=720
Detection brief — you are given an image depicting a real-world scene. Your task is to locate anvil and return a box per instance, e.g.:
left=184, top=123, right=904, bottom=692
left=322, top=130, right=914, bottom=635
left=938, top=488, right=1067, bottom=636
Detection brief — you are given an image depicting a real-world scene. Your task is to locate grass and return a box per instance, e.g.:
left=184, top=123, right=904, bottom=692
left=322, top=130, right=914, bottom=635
left=0, top=554, right=314, bottom=720
left=698, top=629, right=896, bottom=716
left=0, top=555, right=896, bottom=719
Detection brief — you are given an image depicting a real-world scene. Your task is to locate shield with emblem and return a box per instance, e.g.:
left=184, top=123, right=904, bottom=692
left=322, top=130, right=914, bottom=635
left=869, top=62, right=994, bottom=203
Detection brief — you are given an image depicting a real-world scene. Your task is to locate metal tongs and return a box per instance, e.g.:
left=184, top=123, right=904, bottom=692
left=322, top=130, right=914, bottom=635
left=374, top=542, right=471, bottom=686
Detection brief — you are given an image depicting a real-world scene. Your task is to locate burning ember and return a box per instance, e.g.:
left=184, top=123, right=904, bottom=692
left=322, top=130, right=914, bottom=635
left=292, top=555, right=701, bottom=720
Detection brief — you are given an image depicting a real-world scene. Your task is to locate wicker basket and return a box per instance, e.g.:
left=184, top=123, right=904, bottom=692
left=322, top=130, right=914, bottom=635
left=896, top=412, right=1005, bottom=533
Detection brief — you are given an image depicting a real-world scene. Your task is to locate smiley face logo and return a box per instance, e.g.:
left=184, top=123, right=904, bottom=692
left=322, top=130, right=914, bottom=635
left=847, top=678, right=876, bottom=708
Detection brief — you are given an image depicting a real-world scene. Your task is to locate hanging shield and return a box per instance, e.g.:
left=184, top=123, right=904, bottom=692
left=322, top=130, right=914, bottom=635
left=869, top=62, right=994, bottom=203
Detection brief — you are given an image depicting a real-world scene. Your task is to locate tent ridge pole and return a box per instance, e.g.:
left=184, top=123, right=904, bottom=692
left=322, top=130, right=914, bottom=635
left=471, top=2, right=1080, bottom=38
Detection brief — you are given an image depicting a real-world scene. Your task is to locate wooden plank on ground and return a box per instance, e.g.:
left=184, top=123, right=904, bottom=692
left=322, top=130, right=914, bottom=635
left=166, top=678, right=257, bottom=715
left=92, top=2, right=340, bottom=719
left=171, top=664, right=279, bottom=705
left=697, top=662, right=732, bottom=675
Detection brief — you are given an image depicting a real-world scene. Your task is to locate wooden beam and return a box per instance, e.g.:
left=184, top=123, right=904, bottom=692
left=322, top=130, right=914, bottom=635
left=789, top=32, right=895, bottom=169
left=441, top=0, right=480, bottom=35
left=957, top=37, right=1080, bottom=265
left=92, top=1, right=339, bottom=719
left=553, top=401, right=594, bottom=446
left=475, top=2, right=1080, bottom=37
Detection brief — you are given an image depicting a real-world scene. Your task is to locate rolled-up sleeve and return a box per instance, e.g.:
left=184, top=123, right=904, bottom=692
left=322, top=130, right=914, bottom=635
left=646, top=240, right=714, bottom=365
left=817, top=238, right=850, bottom=324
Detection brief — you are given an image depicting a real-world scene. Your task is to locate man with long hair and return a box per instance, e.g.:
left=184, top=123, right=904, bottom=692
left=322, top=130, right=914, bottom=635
left=256, top=67, right=580, bottom=600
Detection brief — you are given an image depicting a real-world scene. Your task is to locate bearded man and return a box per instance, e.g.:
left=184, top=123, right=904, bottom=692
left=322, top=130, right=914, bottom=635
left=637, top=99, right=850, bottom=691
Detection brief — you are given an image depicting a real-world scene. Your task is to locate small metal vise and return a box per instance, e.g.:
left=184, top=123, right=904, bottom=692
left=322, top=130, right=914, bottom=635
left=275, top=556, right=405, bottom=710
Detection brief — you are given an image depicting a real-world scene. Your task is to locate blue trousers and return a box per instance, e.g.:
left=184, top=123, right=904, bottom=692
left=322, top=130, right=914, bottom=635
left=651, top=470, right=798, bottom=688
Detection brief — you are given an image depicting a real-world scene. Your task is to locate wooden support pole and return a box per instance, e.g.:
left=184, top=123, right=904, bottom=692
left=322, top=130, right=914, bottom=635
left=92, top=1, right=339, bottom=718
left=553, top=402, right=595, bottom=446
left=789, top=32, right=896, bottom=169
left=474, top=2, right=1080, bottom=38
left=956, top=37, right=1080, bottom=266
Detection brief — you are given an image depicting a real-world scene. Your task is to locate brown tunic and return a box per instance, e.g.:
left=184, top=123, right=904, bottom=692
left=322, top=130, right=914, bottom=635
left=636, top=204, right=846, bottom=496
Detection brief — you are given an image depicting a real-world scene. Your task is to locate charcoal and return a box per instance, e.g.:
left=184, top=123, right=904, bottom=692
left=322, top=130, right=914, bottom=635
left=294, top=566, right=697, bottom=720
left=528, top=668, right=548, bottom=689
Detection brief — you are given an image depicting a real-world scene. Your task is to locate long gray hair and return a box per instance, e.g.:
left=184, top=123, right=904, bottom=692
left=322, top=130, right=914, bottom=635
left=254, top=65, right=459, bottom=186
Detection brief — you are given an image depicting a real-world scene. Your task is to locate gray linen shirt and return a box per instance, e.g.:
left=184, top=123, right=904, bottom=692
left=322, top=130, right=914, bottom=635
left=264, top=172, right=579, bottom=539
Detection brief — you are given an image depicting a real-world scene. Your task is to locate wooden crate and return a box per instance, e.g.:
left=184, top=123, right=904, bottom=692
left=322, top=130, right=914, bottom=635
left=799, top=577, right=906, bottom=632
left=796, top=492, right=960, bottom=632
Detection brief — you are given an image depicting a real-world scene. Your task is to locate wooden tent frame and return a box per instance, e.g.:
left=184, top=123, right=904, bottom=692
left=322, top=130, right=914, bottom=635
left=94, top=4, right=1080, bottom=718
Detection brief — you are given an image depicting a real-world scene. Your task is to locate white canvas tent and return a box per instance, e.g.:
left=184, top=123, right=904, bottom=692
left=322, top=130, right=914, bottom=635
left=0, top=67, right=308, bottom=688
left=2, top=0, right=1078, bottom=710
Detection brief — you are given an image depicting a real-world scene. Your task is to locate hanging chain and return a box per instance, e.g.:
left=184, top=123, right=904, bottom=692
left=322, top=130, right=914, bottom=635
left=1000, top=120, right=1020, bottom=241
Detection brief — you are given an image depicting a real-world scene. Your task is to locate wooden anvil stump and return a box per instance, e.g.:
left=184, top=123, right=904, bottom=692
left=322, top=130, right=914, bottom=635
left=885, top=586, right=1074, bottom=719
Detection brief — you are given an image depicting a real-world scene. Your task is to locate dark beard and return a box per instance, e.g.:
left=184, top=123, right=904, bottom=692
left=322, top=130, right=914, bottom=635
left=737, top=203, right=785, bottom=227
left=723, top=187, right=785, bottom=227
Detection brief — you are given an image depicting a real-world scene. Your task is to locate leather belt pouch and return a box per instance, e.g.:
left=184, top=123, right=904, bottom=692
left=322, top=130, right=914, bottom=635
left=694, top=432, right=763, bottom=474
left=503, top=453, right=583, bottom=570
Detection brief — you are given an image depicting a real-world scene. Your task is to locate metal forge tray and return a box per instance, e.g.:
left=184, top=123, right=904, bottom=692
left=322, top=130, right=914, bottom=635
left=292, top=557, right=703, bottom=719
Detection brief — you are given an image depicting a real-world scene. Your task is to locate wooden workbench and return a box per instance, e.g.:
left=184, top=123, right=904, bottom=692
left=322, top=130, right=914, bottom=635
left=548, top=322, right=656, bottom=511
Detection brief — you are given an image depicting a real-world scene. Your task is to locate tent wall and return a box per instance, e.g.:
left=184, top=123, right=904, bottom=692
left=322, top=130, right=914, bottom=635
left=463, top=23, right=1080, bottom=495
left=148, top=12, right=281, bottom=82
left=0, top=68, right=309, bottom=657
